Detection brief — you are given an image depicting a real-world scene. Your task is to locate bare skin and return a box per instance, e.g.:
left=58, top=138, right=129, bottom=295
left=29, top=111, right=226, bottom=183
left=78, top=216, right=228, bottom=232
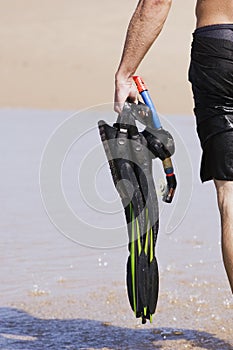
left=214, top=180, right=233, bottom=293
left=196, top=0, right=233, bottom=28
left=114, top=0, right=233, bottom=293
left=114, top=0, right=173, bottom=113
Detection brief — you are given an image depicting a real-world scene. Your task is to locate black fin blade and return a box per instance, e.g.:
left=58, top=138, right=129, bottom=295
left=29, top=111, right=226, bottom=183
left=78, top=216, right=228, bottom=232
left=137, top=251, right=150, bottom=308
left=148, top=257, right=159, bottom=315
left=126, top=255, right=136, bottom=314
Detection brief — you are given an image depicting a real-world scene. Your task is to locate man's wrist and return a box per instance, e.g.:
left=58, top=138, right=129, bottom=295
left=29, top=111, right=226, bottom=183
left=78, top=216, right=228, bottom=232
left=115, top=72, right=133, bottom=86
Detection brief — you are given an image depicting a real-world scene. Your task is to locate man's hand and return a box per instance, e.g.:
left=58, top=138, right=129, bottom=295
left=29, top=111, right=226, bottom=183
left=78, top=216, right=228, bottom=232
left=114, top=75, right=138, bottom=113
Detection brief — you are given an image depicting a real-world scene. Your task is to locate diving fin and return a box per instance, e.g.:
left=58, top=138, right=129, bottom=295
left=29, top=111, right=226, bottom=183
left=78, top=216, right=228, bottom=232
left=98, top=103, right=160, bottom=323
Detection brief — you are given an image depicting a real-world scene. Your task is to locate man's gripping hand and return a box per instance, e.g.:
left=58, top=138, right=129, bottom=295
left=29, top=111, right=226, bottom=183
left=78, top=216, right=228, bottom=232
left=114, top=75, right=138, bottom=114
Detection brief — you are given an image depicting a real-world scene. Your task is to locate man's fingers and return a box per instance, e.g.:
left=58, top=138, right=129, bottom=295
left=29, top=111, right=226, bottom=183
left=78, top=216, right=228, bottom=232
left=127, top=87, right=138, bottom=104
left=114, top=78, right=138, bottom=113
left=114, top=101, right=124, bottom=114
left=114, top=88, right=125, bottom=113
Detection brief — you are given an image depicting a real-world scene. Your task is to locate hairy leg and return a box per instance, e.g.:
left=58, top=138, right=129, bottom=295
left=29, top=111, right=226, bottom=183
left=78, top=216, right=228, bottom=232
left=214, top=179, right=233, bottom=293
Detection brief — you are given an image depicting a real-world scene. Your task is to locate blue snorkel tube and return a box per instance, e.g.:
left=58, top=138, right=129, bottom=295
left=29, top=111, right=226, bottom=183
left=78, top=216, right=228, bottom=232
left=139, top=90, right=162, bottom=129
left=133, top=76, right=177, bottom=203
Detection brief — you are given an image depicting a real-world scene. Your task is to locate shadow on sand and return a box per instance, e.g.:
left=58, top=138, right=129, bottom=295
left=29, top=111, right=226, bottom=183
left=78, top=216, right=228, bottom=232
left=0, top=307, right=232, bottom=350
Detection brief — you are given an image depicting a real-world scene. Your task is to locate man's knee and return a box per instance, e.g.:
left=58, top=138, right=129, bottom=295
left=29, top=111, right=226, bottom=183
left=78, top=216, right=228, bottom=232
left=214, top=179, right=233, bottom=214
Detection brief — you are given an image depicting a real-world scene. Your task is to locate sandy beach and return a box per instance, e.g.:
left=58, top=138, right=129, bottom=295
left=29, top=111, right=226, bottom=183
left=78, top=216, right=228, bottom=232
left=0, top=0, right=196, bottom=114
left=1, top=1, right=233, bottom=350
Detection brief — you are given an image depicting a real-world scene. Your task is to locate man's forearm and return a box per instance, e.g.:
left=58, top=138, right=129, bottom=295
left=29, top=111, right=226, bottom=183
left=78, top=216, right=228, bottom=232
left=115, top=0, right=172, bottom=81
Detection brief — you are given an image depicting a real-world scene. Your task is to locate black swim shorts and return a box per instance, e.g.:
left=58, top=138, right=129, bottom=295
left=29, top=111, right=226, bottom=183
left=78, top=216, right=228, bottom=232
left=189, top=25, right=233, bottom=182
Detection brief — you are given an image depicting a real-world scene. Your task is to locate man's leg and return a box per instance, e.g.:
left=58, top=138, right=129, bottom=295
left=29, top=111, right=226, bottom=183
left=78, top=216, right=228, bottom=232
left=214, top=179, right=233, bottom=293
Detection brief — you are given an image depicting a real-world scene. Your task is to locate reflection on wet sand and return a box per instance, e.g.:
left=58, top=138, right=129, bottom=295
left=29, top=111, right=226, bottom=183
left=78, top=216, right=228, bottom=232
left=0, top=307, right=232, bottom=350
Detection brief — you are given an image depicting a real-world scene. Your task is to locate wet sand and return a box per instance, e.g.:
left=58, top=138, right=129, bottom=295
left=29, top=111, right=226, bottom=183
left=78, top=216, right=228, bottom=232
left=1, top=109, right=233, bottom=349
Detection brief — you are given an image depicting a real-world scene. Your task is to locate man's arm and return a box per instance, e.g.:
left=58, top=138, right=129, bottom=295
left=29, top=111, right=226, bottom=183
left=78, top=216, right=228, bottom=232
left=114, top=0, right=172, bottom=112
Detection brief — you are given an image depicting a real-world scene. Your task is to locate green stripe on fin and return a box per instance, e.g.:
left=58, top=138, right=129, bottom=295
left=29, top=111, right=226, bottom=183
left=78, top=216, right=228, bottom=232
left=144, top=307, right=147, bottom=317
left=136, top=218, right=142, bottom=255
left=150, top=227, right=153, bottom=263
left=144, top=208, right=149, bottom=255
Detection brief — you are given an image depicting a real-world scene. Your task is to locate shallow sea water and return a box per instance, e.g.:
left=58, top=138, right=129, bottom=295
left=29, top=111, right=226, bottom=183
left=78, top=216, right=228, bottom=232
left=1, top=108, right=233, bottom=349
